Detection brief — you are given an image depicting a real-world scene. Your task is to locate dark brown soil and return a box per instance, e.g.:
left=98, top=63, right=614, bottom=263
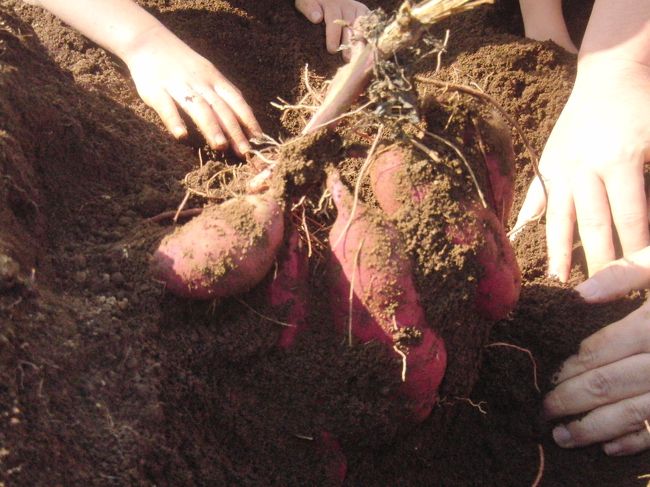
left=2, top=0, right=649, bottom=485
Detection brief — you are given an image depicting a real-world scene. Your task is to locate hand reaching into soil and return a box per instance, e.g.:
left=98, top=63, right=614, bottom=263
left=545, top=247, right=650, bottom=455
left=122, top=26, right=261, bottom=157
left=24, top=0, right=262, bottom=156
left=518, top=0, right=577, bottom=53
left=514, top=0, right=650, bottom=282
left=295, top=0, right=370, bottom=61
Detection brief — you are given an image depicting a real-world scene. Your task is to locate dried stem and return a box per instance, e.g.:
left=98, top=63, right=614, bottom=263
left=378, top=0, right=494, bottom=55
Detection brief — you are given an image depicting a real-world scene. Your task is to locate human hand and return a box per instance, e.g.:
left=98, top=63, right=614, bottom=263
left=518, top=0, right=577, bottom=53
left=544, top=246, right=650, bottom=455
left=513, top=58, right=650, bottom=281
left=123, top=25, right=262, bottom=156
left=295, top=0, right=370, bottom=61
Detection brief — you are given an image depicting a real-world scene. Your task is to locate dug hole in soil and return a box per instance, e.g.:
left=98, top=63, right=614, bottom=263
left=1, top=0, right=648, bottom=485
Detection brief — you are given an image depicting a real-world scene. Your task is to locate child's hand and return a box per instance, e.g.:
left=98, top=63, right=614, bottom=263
left=518, top=0, right=577, bottom=53
left=514, top=0, right=650, bottom=280
left=513, top=58, right=650, bottom=281
left=123, top=25, right=262, bottom=156
left=295, top=0, right=370, bottom=61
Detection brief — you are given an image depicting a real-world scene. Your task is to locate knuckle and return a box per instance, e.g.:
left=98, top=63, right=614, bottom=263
left=621, top=401, right=647, bottom=430
left=614, top=210, right=646, bottom=228
left=603, top=261, right=631, bottom=287
left=577, top=341, right=599, bottom=370
left=577, top=215, right=609, bottom=232
left=586, top=370, right=612, bottom=399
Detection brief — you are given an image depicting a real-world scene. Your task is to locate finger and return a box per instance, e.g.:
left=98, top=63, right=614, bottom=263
left=550, top=391, right=650, bottom=448
left=554, top=300, right=650, bottom=382
left=573, top=171, right=616, bottom=276
left=511, top=175, right=547, bottom=240
left=603, top=425, right=650, bottom=456
left=576, top=247, right=650, bottom=303
left=295, top=0, right=324, bottom=23
left=545, top=353, right=650, bottom=418
left=170, top=87, right=228, bottom=150
left=138, top=87, right=187, bottom=139
left=605, top=163, right=650, bottom=256
left=544, top=177, right=576, bottom=281
left=341, top=23, right=353, bottom=61
left=214, top=82, right=263, bottom=139
left=198, top=88, right=251, bottom=157
left=324, top=6, right=343, bottom=54
left=340, top=6, right=360, bottom=61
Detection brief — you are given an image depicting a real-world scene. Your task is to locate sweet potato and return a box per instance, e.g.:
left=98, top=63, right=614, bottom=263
left=319, top=431, right=347, bottom=484
left=370, top=144, right=520, bottom=320
left=327, top=171, right=447, bottom=422
left=471, top=206, right=520, bottom=321
left=466, top=113, right=516, bottom=224
left=151, top=193, right=284, bottom=299
left=267, top=227, right=310, bottom=349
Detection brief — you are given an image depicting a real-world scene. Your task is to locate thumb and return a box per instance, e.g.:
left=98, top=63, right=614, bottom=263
left=576, top=246, right=650, bottom=302
left=510, top=175, right=547, bottom=240
left=295, top=0, right=324, bottom=23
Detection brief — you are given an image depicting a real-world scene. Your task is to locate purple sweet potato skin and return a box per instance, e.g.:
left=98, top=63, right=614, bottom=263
left=268, top=228, right=309, bottom=349
left=151, top=193, right=284, bottom=299
left=448, top=204, right=521, bottom=321
left=370, top=147, right=428, bottom=216
left=327, top=171, right=447, bottom=422
left=370, top=145, right=520, bottom=320
left=477, top=114, right=516, bottom=225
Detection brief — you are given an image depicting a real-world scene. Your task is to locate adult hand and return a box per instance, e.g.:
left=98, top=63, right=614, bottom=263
left=123, top=25, right=262, bottom=156
left=295, top=0, right=370, bottom=61
left=513, top=58, right=650, bottom=281
left=545, top=246, right=650, bottom=455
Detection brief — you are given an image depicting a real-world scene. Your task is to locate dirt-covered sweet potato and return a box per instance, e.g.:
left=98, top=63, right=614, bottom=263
left=267, top=227, right=310, bottom=349
left=327, top=171, right=447, bottom=422
left=370, top=144, right=520, bottom=320
left=151, top=193, right=284, bottom=299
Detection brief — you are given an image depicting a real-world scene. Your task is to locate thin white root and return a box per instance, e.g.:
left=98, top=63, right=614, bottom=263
left=393, top=345, right=407, bottom=382
left=348, top=237, right=366, bottom=347
left=332, top=124, right=384, bottom=250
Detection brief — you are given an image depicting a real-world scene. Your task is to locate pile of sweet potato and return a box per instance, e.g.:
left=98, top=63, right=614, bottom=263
left=151, top=112, right=520, bottom=418
left=151, top=1, right=519, bottom=481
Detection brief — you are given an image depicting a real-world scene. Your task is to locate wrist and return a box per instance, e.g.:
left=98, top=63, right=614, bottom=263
left=118, top=21, right=175, bottom=67
left=578, top=0, right=650, bottom=67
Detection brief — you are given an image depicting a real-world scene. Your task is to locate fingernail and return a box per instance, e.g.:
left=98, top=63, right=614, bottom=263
left=547, top=265, right=566, bottom=283
left=552, top=425, right=574, bottom=447
left=311, top=11, right=322, bottom=22
left=575, top=279, right=600, bottom=301
left=547, top=269, right=561, bottom=281
left=603, top=442, right=622, bottom=456
left=211, top=135, right=227, bottom=149
left=172, top=126, right=187, bottom=138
